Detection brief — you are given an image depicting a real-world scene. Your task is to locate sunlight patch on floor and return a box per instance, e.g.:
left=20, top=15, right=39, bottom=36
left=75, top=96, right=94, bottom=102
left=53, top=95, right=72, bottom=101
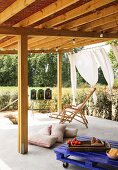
left=0, top=159, right=12, bottom=170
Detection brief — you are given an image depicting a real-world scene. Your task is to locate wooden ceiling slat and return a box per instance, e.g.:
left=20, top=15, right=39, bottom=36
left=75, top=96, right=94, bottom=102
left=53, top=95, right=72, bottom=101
left=62, top=38, right=113, bottom=49
left=0, top=0, right=15, bottom=13
left=0, top=0, right=117, bottom=52
left=106, top=27, right=118, bottom=33
left=0, top=36, right=47, bottom=48
left=3, top=37, right=65, bottom=50
left=35, top=37, right=90, bottom=50
left=29, top=37, right=61, bottom=48
left=16, top=0, right=79, bottom=27
left=0, top=0, right=80, bottom=47
left=0, top=0, right=36, bottom=24
left=30, top=37, right=72, bottom=49
left=57, top=4, right=118, bottom=29
left=81, top=13, right=118, bottom=31
left=93, top=20, right=118, bottom=32
left=40, top=0, right=115, bottom=28
left=0, top=37, right=18, bottom=47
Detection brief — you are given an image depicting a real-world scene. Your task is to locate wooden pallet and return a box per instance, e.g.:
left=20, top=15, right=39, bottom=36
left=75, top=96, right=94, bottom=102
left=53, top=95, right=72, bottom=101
left=54, top=136, right=118, bottom=170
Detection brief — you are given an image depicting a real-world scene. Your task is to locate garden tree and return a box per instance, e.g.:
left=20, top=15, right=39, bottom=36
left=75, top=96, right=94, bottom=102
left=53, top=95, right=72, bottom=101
left=62, top=54, right=71, bottom=87
left=28, top=53, right=35, bottom=86
left=98, top=68, right=107, bottom=85
left=28, top=53, right=57, bottom=87
left=1, top=43, right=117, bottom=87
left=107, top=39, right=118, bottom=78
left=109, top=50, right=118, bottom=79
left=108, top=39, right=118, bottom=46
left=0, top=55, right=17, bottom=86
left=62, top=47, right=85, bottom=87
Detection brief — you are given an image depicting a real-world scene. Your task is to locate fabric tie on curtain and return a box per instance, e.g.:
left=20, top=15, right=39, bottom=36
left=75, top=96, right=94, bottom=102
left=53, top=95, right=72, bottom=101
left=111, top=45, right=118, bottom=62
left=93, top=48, right=114, bottom=93
left=68, top=53, right=77, bottom=105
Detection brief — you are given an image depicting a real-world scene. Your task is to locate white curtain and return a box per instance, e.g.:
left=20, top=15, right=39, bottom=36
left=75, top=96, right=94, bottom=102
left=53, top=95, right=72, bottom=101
left=68, top=53, right=77, bottom=105
left=93, top=48, right=114, bottom=93
left=74, top=51, right=98, bottom=104
left=68, top=51, right=98, bottom=104
left=74, top=51, right=98, bottom=86
left=68, top=48, right=114, bottom=105
left=111, top=45, right=118, bottom=62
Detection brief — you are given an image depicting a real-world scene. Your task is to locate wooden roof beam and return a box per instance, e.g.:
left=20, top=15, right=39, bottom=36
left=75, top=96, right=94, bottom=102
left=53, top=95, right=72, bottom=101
left=62, top=38, right=113, bottom=49
left=41, top=0, right=116, bottom=28
left=2, top=37, right=61, bottom=49
left=0, top=0, right=80, bottom=41
left=17, top=0, right=79, bottom=27
left=0, top=49, right=68, bottom=55
left=58, top=5, right=118, bottom=29
left=94, top=20, right=118, bottom=32
left=79, top=13, right=118, bottom=32
left=0, top=36, right=47, bottom=48
left=0, top=36, right=49, bottom=48
left=0, top=0, right=36, bottom=24
left=0, top=0, right=116, bottom=49
left=0, top=26, right=118, bottom=38
left=34, top=37, right=88, bottom=50
left=29, top=37, right=71, bottom=49
left=29, top=37, right=61, bottom=48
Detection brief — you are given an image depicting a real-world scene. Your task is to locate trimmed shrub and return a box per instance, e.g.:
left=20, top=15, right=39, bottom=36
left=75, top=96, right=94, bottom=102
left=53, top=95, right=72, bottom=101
left=0, top=91, right=10, bottom=110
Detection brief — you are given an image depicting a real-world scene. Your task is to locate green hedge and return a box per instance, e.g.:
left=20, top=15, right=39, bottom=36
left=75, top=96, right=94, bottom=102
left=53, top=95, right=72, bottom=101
left=0, top=89, right=118, bottom=121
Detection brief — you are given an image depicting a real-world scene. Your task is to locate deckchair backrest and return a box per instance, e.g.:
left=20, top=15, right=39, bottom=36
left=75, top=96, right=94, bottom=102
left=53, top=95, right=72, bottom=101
left=77, top=88, right=96, bottom=110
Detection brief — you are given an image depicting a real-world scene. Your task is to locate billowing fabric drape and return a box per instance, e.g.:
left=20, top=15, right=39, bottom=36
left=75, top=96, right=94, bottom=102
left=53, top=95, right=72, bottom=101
left=111, top=45, right=118, bottom=62
left=93, top=48, right=114, bottom=92
left=68, top=53, right=77, bottom=105
left=74, top=51, right=98, bottom=104
left=68, top=48, right=114, bottom=104
left=74, top=51, right=98, bottom=86
left=68, top=51, right=98, bottom=104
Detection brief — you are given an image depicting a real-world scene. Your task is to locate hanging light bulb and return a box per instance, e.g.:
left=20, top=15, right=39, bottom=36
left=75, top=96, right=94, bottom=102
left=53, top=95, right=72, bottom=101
left=73, top=39, right=76, bottom=44
left=100, top=31, right=104, bottom=38
left=56, top=47, right=58, bottom=52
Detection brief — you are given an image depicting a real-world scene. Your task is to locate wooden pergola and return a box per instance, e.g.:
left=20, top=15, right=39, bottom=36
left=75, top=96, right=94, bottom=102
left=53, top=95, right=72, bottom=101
left=0, top=0, right=118, bottom=154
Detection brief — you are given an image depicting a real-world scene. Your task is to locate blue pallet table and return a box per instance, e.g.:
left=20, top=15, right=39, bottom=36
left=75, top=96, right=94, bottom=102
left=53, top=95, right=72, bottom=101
left=54, top=136, right=118, bottom=170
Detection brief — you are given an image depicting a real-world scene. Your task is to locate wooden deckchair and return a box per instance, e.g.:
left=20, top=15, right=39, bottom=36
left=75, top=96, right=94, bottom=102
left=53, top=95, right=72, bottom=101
left=49, top=88, right=96, bottom=128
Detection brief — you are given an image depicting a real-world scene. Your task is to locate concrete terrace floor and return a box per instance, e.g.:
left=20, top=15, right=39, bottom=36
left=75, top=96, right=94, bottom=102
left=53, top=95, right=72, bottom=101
left=0, top=110, right=118, bottom=170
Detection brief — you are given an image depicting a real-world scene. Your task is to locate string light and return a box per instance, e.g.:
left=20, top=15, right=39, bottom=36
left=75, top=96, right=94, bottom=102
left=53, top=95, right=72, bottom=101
left=56, top=47, right=58, bottom=52
left=100, top=31, right=104, bottom=38
left=73, top=39, right=76, bottom=44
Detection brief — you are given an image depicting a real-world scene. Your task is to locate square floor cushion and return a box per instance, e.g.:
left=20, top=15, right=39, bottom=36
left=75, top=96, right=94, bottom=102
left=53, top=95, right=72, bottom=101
left=28, top=134, right=57, bottom=148
left=38, top=125, right=52, bottom=135
left=64, top=128, right=78, bottom=138
left=51, top=124, right=67, bottom=143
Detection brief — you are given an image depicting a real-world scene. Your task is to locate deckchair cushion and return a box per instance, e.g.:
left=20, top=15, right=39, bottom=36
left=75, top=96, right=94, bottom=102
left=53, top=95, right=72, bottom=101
left=51, top=124, right=67, bottom=143
left=28, top=134, right=57, bottom=148
left=38, top=125, right=52, bottom=135
left=64, top=128, right=78, bottom=138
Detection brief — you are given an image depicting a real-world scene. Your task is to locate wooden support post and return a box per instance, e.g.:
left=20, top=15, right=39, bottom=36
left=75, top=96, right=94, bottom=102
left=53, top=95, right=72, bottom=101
left=57, top=52, right=62, bottom=113
left=18, top=35, right=28, bottom=154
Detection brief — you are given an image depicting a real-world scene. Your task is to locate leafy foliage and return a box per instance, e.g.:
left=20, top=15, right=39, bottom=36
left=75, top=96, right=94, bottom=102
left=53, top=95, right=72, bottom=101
left=107, top=40, right=118, bottom=46
left=0, top=55, right=17, bottom=86
left=0, top=46, right=118, bottom=88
